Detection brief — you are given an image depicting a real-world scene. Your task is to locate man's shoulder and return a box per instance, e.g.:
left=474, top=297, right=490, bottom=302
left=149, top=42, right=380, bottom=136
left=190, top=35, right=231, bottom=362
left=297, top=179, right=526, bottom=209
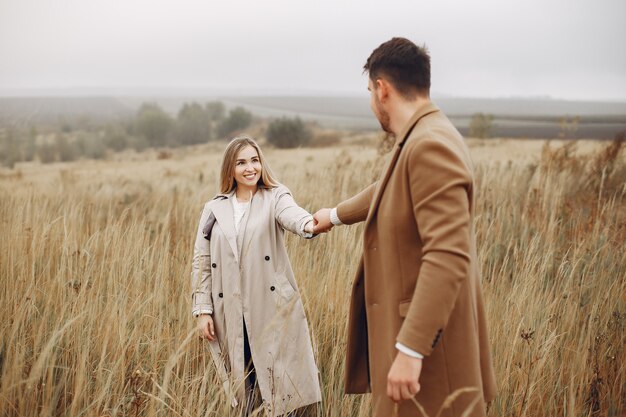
left=410, top=110, right=461, bottom=139
left=404, top=131, right=463, bottom=155
left=404, top=123, right=473, bottom=178
left=406, top=113, right=468, bottom=154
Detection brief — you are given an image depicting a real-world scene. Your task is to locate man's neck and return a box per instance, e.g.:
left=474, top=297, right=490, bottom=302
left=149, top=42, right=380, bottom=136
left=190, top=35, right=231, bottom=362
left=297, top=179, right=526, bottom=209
left=389, top=96, right=431, bottom=136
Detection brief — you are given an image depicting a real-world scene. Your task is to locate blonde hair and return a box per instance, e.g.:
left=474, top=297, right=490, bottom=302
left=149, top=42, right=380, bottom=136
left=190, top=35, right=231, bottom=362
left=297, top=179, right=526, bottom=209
left=219, top=135, right=279, bottom=194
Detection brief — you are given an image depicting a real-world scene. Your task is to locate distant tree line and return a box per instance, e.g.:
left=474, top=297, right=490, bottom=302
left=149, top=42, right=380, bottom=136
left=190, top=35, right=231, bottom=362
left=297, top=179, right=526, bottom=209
left=128, top=101, right=254, bottom=148
left=266, top=117, right=312, bottom=148
left=0, top=100, right=324, bottom=168
left=0, top=101, right=258, bottom=168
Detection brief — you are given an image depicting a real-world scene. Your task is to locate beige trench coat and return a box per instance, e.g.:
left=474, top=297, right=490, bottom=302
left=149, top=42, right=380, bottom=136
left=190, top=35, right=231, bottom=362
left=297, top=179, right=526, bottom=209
left=337, top=102, right=497, bottom=417
left=191, top=185, right=322, bottom=416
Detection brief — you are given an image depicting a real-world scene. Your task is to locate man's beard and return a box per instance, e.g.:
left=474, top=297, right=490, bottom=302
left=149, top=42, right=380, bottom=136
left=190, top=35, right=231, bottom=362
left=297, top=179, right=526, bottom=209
left=378, top=115, right=392, bottom=134
left=373, top=98, right=395, bottom=154
left=375, top=99, right=392, bottom=134
left=376, top=99, right=392, bottom=133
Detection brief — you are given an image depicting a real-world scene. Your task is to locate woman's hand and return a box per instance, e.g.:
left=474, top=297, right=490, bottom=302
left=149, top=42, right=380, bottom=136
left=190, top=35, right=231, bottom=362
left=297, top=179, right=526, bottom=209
left=197, top=314, right=216, bottom=341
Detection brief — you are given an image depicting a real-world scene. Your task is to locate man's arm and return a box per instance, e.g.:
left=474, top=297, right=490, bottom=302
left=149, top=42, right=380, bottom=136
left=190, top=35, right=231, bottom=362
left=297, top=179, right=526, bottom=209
left=313, top=182, right=377, bottom=233
left=337, top=181, right=377, bottom=224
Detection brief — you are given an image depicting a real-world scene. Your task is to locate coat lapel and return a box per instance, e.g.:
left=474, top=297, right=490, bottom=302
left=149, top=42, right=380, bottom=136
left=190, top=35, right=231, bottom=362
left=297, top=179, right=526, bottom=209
left=364, top=102, right=440, bottom=230
left=211, top=192, right=239, bottom=260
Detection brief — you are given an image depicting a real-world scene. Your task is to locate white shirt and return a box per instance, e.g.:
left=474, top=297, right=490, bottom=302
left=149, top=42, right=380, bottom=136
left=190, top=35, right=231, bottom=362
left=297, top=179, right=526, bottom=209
left=233, top=197, right=250, bottom=234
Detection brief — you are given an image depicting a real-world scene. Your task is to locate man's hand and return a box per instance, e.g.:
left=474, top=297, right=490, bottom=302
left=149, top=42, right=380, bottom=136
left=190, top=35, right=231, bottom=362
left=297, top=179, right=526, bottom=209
left=387, top=351, right=422, bottom=402
left=197, top=314, right=216, bottom=341
left=313, top=208, right=333, bottom=234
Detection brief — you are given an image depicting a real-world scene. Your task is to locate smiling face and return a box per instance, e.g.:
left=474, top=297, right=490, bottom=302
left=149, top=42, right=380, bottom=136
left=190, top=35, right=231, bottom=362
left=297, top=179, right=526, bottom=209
left=233, top=145, right=262, bottom=191
left=219, top=136, right=279, bottom=194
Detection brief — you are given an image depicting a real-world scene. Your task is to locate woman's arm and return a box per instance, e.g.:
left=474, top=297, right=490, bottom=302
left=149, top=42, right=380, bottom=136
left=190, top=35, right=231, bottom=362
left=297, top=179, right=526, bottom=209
left=274, top=185, right=314, bottom=238
left=191, top=202, right=214, bottom=317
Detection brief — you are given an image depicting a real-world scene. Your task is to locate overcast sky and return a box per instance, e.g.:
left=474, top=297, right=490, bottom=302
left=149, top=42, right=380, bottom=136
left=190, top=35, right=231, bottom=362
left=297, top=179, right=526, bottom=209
left=1, top=0, right=625, bottom=101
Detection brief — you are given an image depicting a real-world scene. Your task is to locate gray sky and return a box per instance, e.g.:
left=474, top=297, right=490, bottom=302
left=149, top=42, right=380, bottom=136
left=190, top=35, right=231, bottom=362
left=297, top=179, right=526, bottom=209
left=1, top=0, right=625, bottom=100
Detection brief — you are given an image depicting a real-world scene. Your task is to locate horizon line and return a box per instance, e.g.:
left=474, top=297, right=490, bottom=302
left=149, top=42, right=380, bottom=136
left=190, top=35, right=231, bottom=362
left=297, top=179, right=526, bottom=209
left=1, top=86, right=625, bottom=103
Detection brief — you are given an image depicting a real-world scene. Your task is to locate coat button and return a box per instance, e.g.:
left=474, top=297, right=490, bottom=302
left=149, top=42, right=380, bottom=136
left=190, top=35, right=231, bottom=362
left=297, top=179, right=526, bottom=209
left=218, top=293, right=223, bottom=298
left=265, top=256, right=270, bottom=261
left=211, top=263, right=217, bottom=268
left=270, top=286, right=275, bottom=291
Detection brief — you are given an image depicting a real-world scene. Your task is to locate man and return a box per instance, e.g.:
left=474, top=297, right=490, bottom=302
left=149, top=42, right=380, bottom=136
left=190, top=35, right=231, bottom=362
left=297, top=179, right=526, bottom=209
left=313, top=38, right=497, bottom=417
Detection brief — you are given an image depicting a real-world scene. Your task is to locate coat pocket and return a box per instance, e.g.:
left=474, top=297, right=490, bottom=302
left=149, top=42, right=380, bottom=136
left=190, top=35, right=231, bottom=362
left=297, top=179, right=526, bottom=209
left=398, top=300, right=412, bottom=318
left=276, top=272, right=296, bottom=300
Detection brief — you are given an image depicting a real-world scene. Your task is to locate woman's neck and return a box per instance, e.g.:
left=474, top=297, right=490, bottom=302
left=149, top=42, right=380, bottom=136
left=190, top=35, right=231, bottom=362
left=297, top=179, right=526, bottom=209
left=235, top=185, right=257, bottom=202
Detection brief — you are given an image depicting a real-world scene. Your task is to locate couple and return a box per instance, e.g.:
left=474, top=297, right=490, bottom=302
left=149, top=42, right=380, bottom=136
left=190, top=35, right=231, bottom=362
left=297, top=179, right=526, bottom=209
left=191, top=38, right=497, bottom=417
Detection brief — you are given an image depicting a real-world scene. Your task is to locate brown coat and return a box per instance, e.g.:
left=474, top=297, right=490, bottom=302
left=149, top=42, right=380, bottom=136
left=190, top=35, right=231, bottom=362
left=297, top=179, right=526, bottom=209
left=337, top=102, right=497, bottom=417
left=191, top=185, right=321, bottom=416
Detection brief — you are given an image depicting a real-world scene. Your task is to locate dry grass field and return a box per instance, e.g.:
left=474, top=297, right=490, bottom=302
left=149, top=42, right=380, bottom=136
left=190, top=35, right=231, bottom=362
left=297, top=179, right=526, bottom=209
left=0, top=137, right=624, bottom=416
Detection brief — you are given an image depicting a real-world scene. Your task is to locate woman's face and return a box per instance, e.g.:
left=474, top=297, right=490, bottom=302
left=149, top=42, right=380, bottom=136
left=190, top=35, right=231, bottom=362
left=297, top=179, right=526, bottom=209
left=233, top=145, right=262, bottom=188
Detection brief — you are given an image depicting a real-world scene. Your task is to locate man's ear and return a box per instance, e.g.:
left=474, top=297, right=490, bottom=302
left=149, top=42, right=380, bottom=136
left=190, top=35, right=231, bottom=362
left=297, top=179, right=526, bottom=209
left=375, top=78, right=391, bottom=103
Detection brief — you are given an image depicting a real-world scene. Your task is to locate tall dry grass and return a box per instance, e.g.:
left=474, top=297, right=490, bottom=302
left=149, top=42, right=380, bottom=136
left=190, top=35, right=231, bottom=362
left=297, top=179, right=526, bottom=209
left=0, top=138, right=624, bottom=416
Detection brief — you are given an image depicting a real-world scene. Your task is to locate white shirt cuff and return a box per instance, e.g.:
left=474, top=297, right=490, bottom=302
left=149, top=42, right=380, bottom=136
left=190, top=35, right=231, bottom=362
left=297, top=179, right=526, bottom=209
left=330, top=207, right=343, bottom=226
left=395, top=342, right=424, bottom=359
left=193, top=309, right=213, bottom=317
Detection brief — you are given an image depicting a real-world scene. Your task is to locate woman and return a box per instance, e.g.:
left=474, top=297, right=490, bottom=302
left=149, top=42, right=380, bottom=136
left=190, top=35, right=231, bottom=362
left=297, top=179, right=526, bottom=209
left=191, top=135, right=321, bottom=416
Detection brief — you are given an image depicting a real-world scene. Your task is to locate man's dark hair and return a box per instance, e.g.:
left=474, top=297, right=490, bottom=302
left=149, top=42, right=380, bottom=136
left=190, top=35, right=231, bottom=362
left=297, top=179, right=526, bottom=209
left=364, top=37, right=431, bottom=99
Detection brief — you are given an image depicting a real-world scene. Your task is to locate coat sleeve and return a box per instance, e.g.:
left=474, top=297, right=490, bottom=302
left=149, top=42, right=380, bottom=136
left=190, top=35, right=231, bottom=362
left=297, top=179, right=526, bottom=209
left=396, top=138, right=472, bottom=356
left=191, top=202, right=214, bottom=316
left=274, top=185, right=314, bottom=238
left=336, top=182, right=377, bottom=225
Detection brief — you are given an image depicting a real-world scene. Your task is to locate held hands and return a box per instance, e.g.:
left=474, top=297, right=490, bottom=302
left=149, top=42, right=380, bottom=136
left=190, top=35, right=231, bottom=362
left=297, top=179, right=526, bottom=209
left=387, top=351, right=422, bottom=402
left=197, top=314, right=216, bottom=341
left=312, top=208, right=333, bottom=234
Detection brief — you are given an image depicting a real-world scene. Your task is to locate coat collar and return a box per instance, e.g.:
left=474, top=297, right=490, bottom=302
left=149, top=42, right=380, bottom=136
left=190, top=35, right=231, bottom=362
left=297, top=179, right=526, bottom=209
left=394, top=101, right=440, bottom=148
left=364, top=102, right=440, bottom=230
left=211, top=190, right=239, bottom=259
